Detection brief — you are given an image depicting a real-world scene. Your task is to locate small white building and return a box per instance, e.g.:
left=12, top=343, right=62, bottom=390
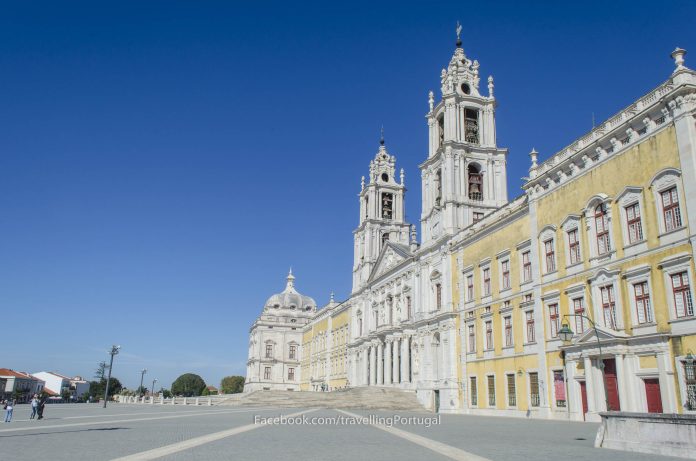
left=244, top=270, right=316, bottom=392
left=32, top=371, right=72, bottom=397
left=0, top=368, right=44, bottom=402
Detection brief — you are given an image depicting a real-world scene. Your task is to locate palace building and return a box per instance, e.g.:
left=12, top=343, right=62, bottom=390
left=245, top=39, right=696, bottom=421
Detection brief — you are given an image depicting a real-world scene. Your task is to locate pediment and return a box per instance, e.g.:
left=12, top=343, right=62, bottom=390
left=368, top=242, right=413, bottom=282
left=572, top=324, right=629, bottom=345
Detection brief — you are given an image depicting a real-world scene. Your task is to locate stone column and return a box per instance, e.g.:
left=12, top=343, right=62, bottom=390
left=377, top=342, right=384, bottom=385
left=370, top=345, right=377, bottom=385
left=401, top=336, right=411, bottom=383
left=393, top=337, right=400, bottom=384
left=584, top=356, right=597, bottom=413
left=384, top=340, right=392, bottom=384
left=615, top=354, right=627, bottom=411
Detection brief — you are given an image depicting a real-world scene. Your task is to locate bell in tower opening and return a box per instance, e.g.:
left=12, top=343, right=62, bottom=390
left=382, top=192, right=393, bottom=219
left=468, top=164, right=482, bottom=201
left=465, top=108, right=479, bottom=144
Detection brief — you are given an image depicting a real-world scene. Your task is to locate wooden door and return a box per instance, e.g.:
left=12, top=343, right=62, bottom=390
left=579, top=381, right=588, bottom=420
left=644, top=379, right=663, bottom=413
left=603, top=359, right=621, bottom=411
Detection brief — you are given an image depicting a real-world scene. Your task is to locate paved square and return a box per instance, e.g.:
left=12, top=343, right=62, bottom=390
left=0, top=403, right=683, bottom=460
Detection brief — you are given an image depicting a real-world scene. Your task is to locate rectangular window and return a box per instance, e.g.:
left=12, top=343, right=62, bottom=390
left=522, top=251, right=532, bottom=282
left=288, top=368, right=295, bottom=381
left=265, top=344, right=273, bottom=358
left=526, top=311, right=535, bottom=343
left=473, top=212, right=484, bottom=223
left=504, top=315, right=513, bottom=347
left=600, top=285, right=618, bottom=329
left=544, top=239, right=556, bottom=273
left=483, top=268, right=491, bottom=296
left=633, top=281, right=653, bottom=324
left=264, top=367, right=271, bottom=380
left=625, top=203, right=643, bottom=243
left=501, top=260, right=510, bottom=290
left=529, top=372, right=540, bottom=407
left=468, top=324, right=476, bottom=353
left=553, top=370, right=566, bottom=407
left=485, top=320, right=493, bottom=350
left=672, top=272, right=694, bottom=318
left=289, top=345, right=297, bottom=360
left=662, top=187, right=682, bottom=232
left=549, top=303, right=559, bottom=338
left=487, top=375, right=496, bottom=407
left=595, top=204, right=611, bottom=255
left=436, top=283, right=442, bottom=309
left=467, top=275, right=474, bottom=301
left=470, top=377, right=478, bottom=406
left=685, top=361, right=696, bottom=411
left=573, top=297, right=586, bottom=334
left=568, top=228, right=581, bottom=265
left=507, top=374, right=517, bottom=407
left=406, top=296, right=412, bottom=319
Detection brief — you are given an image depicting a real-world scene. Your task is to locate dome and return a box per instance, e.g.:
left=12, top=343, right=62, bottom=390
left=264, top=269, right=317, bottom=313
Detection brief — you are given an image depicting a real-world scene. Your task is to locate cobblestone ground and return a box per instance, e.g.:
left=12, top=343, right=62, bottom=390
left=0, top=403, right=683, bottom=461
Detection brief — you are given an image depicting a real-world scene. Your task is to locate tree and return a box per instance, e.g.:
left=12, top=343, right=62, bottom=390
left=95, top=361, right=107, bottom=381
left=89, top=377, right=123, bottom=399
left=220, top=376, right=245, bottom=394
left=161, top=388, right=173, bottom=398
left=171, top=373, right=206, bottom=397
left=201, top=387, right=210, bottom=396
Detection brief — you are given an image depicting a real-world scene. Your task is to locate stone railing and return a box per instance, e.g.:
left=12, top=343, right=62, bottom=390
left=596, top=411, right=696, bottom=459
left=116, top=395, right=234, bottom=406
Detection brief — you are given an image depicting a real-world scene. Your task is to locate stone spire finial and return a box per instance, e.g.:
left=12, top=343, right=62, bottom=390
left=529, top=148, right=539, bottom=179
left=330, top=291, right=335, bottom=303
left=671, top=47, right=687, bottom=71
left=380, top=125, right=385, bottom=146
left=361, top=175, right=365, bottom=191
left=456, top=21, right=462, bottom=48
left=487, top=75, right=494, bottom=98
left=400, top=168, right=405, bottom=185
left=285, top=267, right=295, bottom=290
left=428, top=90, right=434, bottom=112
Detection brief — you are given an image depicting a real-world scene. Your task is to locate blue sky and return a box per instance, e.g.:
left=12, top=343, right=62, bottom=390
left=1, top=1, right=694, bottom=390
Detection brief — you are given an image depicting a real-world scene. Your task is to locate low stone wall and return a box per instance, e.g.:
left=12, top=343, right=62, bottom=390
left=596, top=411, right=696, bottom=459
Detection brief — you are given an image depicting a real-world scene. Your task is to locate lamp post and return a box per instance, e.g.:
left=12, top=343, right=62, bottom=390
left=152, top=378, right=158, bottom=397
left=139, top=369, right=147, bottom=397
left=103, top=345, right=121, bottom=408
left=558, top=315, right=612, bottom=411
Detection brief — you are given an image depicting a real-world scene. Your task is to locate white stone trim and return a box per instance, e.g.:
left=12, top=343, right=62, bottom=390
left=650, top=168, right=688, bottom=244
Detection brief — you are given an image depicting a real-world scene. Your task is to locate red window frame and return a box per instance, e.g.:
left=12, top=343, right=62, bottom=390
left=625, top=202, right=643, bottom=243
left=504, top=315, right=512, bottom=347
left=568, top=228, right=581, bottom=264
left=600, top=285, right=617, bottom=329
left=633, top=281, right=653, bottom=324
left=544, top=239, right=556, bottom=273
left=526, top=311, right=535, bottom=343
left=573, top=297, right=586, bottom=333
left=595, top=203, right=611, bottom=255
left=485, top=320, right=493, bottom=350
left=522, top=251, right=532, bottom=282
left=672, top=271, right=694, bottom=318
left=483, top=268, right=491, bottom=296
left=501, top=260, right=510, bottom=290
left=662, top=187, right=682, bottom=232
left=549, top=303, right=559, bottom=338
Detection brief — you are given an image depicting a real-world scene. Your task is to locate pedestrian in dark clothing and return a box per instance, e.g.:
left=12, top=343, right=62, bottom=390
left=37, top=396, right=46, bottom=420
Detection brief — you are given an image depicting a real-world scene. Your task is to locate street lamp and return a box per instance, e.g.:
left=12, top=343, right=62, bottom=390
left=103, top=345, right=121, bottom=408
left=139, top=369, right=147, bottom=397
left=559, top=315, right=612, bottom=411
left=152, top=378, right=158, bottom=397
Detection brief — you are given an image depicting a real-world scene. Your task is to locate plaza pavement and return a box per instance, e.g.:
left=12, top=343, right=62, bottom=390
left=0, top=403, right=683, bottom=461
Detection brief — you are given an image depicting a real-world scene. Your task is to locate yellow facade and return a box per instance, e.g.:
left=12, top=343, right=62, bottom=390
left=300, top=302, right=350, bottom=391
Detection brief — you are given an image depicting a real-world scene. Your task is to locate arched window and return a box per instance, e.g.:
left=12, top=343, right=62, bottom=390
left=435, top=169, right=442, bottom=206
left=438, top=115, right=444, bottom=147
left=468, top=164, right=483, bottom=201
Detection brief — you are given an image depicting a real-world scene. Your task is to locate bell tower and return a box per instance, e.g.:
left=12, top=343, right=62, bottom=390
left=352, top=133, right=411, bottom=292
left=420, top=27, right=508, bottom=245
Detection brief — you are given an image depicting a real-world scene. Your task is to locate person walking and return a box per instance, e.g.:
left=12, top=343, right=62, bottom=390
left=30, top=394, right=39, bottom=419
left=4, top=399, right=14, bottom=422
left=37, top=396, right=46, bottom=420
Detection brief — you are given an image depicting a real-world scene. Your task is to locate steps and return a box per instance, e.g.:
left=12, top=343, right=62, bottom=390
left=219, top=387, right=426, bottom=411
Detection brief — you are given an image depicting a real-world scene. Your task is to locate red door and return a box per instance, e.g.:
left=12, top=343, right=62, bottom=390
left=603, top=359, right=621, bottom=411
left=644, top=379, right=663, bottom=413
left=580, top=381, right=588, bottom=420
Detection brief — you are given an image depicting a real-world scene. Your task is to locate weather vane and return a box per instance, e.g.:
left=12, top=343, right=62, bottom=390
left=456, top=21, right=463, bottom=47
